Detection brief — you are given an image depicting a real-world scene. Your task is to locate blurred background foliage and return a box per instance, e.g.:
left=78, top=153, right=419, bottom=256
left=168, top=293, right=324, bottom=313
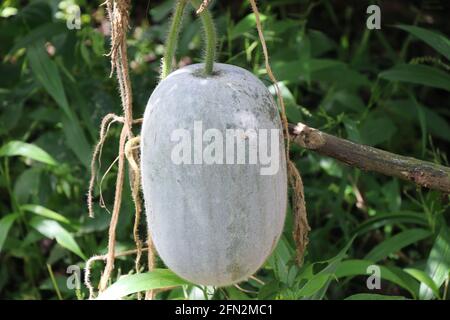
left=0, top=0, right=449, bottom=300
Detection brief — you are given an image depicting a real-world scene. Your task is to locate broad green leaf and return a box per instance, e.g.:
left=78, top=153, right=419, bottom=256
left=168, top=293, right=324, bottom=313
left=335, top=259, right=419, bottom=298
left=379, top=64, right=450, bottom=91
left=0, top=213, right=19, bottom=254
left=353, top=212, right=427, bottom=237
left=385, top=99, right=450, bottom=142
left=18, top=1, right=52, bottom=26
left=312, top=64, right=370, bottom=88
left=396, top=25, right=450, bottom=60
left=345, top=293, right=406, bottom=300
left=343, top=118, right=362, bottom=143
left=97, top=269, right=191, bottom=300
left=22, top=205, right=70, bottom=225
left=268, top=82, right=302, bottom=122
left=404, top=268, right=441, bottom=299
left=26, top=43, right=91, bottom=167
left=309, top=29, right=336, bottom=57
left=9, top=22, right=67, bottom=54
left=297, top=273, right=330, bottom=297
left=267, top=236, right=294, bottom=283
left=0, top=141, right=56, bottom=166
left=271, top=59, right=344, bottom=84
left=365, top=228, right=432, bottom=262
left=150, top=0, right=175, bottom=22
left=298, top=237, right=355, bottom=299
left=226, top=286, right=251, bottom=300
left=360, top=117, right=396, bottom=146
left=0, top=7, right=18, bottom=18
left=30, top=217, right=86, bottom=260
left=27, top=43, right=71, bottom=117
left=13, top=168, right=41, bottom=204
left=419, top=227, right=450, bottom=300
left=230, top=13, right=267, bottom=40
left=257, top=280, right=280, bottom=300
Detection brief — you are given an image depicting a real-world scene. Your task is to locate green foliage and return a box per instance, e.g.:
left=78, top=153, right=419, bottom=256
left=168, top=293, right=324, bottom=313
left=97, top=269, right=191, bottom=300
left=0, top=0, right=448, bottom=300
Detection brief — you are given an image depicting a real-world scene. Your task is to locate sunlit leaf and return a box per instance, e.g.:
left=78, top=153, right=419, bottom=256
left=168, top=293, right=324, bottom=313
left=0, top=213, right=19, bottom=254
left=380, top=64, right=450, bottom=91
left=230, top=13, right=267, bottom=40
left=345, top=293, right=407, bottom=300
left=335, top=259, right=419, bottom=298
left=404, top=268, right=441, bottom=299
left=30, top=217, right=86, bottom=260
left=353, top=212, right=427, bottom=237
left=97, top=269, right=191, bottom=300
left=22, top=204, right=71, bottom=225
left=396, top=25, right=450, bottom=60
left=298, top=237, right=354, bottom=299
left=419, top=227, right=450, bottom=300
left=0, top=141, right=57, bottom=166
left=365, top=228, right=432, bottom=262
left=26, top=43, right=91, bottom=168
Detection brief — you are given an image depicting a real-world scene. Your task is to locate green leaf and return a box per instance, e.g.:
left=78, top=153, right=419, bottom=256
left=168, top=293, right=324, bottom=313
left=365, top=228, right=432, bottom=262
left=0, top=141, right=57, bottom=165
left=13, top=168, right=41, bottom=204
left=30, top=217, right=86, bottom=260
left=230, top=13, right=267, bottom=40
left=0, top=213, right=19, bottom=254
left=9, top=22, right=67, bottom=54
left=268, top=82, right=302, bottom=122
left=271, top=59, right=344, bottom=84
left=385, top=99, right=450, bottom=142
left=404, top=268, right=441, bottom=299
left=298, top=237, right=355, bottom=299
left=353, top=212, right=427, bottom=237
left=345, top=293, right=407, bottom=300
left=149, top=0, right=175, bottom=22
left=27, top=43, right=71, bottom=117
left=379, top=64, right=450, bottom=91
left=335, top=259, right=419, bottom=298
left=226, top=286, right=251, bottom=300
left=297, top=273, right=330, bottom=297
left=359, top=117, right=397, bottom=146
left=26, top=43, right=91, bottom=168
left=369, top=227, right=431, bottom=259
left=22, top=204, right=70, bottom=225
left=396, top=25, right=450, bottom=60
left=257, top=280, right=280, bottom=300
left=312, top=63, right=370, bottom=89
left=97, top=269, right=191, bottom=300
left=419, top=227, right=450, bottom=300
left=267, top=236, right=294, bottom=283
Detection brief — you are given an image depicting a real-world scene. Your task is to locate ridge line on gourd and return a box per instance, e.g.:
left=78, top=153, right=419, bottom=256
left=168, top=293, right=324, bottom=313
left=140, top=0, right=293, bottom=286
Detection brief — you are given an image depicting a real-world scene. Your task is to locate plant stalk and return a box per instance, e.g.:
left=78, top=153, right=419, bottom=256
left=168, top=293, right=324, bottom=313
left=190, top=0, right=217, bottom=75
left=161, top=0, right=187, bottom=79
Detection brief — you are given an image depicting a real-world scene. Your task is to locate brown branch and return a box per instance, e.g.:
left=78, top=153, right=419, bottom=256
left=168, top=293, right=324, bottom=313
left=289, top=123, right=450, bottom=193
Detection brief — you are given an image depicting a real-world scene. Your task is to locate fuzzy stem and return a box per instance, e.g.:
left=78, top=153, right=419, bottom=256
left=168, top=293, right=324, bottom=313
left=161, top=0, right=187, bottom=79
left=190, top=0, right=216, bottom=75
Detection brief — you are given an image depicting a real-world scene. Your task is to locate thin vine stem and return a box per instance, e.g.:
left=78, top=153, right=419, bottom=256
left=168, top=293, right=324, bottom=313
left=161, top=0, right=187, bottom=79
left=190, top=0, right=216, bottom=75
left=162, top=0, right=217, bottom=78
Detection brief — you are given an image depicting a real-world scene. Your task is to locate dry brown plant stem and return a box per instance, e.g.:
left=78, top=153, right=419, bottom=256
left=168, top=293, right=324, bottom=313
left=249, top=0, right=310, bottom=263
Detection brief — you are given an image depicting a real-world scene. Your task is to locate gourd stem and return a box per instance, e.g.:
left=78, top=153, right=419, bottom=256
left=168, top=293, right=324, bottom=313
left=190, top=0, right=216, bottom=75
left=161, top=0, right=187, bottom=79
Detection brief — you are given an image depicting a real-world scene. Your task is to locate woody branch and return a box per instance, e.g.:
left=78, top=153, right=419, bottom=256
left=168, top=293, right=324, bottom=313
left=289, top=123, right=450, bottom=193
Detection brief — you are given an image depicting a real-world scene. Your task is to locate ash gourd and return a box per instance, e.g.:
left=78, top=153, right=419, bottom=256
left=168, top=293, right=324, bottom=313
left=140, top=3, right=287, bottom=287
